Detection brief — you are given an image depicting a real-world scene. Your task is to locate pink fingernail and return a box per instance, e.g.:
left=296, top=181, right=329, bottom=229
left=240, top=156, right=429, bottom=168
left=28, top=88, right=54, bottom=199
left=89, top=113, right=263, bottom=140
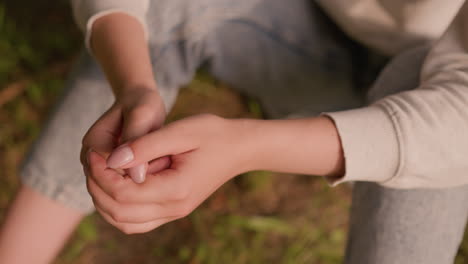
left=107, top=145, right=134, bottom=168
left=128, top=164, right=146, bottom=184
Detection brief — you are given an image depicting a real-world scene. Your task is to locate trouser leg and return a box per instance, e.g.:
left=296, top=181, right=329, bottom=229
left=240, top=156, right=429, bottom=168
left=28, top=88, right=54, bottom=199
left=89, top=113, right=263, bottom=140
left=20, top=53, right=114, bottom=213
left=346, top=182, right=468, bottom=264
left=147, top=0, right=364, bottom=119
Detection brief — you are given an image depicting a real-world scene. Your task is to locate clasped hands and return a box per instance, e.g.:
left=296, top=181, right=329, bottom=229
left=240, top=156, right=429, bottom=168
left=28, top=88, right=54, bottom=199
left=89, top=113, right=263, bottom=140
left=80, top=87, right=257, bottom=234
left=80, top=86, right=342, bottom=234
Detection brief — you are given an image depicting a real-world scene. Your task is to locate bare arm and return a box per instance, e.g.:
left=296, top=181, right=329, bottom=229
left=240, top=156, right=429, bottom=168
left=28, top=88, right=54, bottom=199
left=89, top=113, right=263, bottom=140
left=90, top=13, right=157, bottom=97
left=84, top=114, right=344, bottom=234
left=81, top=13, right=168, bottom=184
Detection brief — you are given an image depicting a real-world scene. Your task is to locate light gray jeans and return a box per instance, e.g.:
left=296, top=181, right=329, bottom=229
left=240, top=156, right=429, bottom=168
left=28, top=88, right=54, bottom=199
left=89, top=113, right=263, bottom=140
left=20, top=0, right=468, bottom=263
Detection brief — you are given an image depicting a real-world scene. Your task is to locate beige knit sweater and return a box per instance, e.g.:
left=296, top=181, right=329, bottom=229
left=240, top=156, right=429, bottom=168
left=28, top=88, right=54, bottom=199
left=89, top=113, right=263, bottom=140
left=71, top=0, right=468, bottom=189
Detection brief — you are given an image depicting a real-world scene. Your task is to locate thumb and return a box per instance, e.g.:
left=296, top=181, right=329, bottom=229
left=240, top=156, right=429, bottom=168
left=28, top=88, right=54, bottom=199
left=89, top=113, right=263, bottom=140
left=120, top=108, right=160, bottom=183
left=107, top=123, right=195, bottom=169
left=81, top=105, right=121, bottom=167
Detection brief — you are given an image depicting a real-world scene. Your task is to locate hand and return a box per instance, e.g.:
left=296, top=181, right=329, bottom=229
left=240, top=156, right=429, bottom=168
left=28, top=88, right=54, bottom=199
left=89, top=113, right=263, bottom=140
left=86, top=114, right=344, bottom=234
left=86, top=114, right=253, bottom=234
left=81, top=86, right=169, bottom=183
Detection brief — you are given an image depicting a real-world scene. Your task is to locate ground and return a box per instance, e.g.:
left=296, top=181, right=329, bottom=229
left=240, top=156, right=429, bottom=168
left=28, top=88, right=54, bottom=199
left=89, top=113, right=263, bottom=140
left=1, top=1, right=468, bottom=263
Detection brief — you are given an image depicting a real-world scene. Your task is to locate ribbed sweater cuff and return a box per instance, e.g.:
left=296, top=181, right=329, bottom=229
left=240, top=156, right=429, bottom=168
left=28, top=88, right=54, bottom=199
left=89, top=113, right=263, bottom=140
left=322, top=105, right=400, bottom=186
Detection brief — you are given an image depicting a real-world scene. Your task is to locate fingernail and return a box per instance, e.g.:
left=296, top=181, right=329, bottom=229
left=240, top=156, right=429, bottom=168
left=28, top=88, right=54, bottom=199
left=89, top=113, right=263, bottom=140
left=129, top=164, right=146, bottom=184
left=107, top=145, right=134, bottom=168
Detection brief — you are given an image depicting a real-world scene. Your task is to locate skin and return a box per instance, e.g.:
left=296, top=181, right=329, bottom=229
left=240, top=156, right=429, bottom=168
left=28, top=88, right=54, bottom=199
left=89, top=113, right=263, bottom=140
left=81, top=12, right=345, bottom=235
left=81, top=12, right=169, bottom=184
left=86, top=114, right=344, bottom=234
left=0, top=185, right=84, bottom=264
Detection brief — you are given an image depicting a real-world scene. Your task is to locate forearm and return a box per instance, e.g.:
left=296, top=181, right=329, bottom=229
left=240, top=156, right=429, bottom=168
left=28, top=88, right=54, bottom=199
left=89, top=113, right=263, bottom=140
left=241, top=116, right=345, bottom=177
left=90, top=13, right=157, bottom=97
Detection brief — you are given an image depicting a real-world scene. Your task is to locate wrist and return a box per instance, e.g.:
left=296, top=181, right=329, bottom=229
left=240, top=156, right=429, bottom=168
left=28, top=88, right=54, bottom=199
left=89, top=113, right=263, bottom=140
left=113, top=84, right=167, bottom=121
left=229, top=118, right=268, bottom=173
left=233, top=117, right=344, bottom=177
left=114, top=82, right=159, bottom=99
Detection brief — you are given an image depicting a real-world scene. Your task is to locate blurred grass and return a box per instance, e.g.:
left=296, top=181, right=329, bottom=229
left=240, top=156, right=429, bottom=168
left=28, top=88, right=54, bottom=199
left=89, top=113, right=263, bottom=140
left=1, top=1, right=468, bottom=264
left=0, top=1, right=80, bottom=211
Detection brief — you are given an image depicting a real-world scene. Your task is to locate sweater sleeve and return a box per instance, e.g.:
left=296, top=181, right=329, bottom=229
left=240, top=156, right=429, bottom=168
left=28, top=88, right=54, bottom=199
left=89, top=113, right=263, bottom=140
left=70, top=0, right=149, bottom=51
left=325, top=0, right=468, bottom=189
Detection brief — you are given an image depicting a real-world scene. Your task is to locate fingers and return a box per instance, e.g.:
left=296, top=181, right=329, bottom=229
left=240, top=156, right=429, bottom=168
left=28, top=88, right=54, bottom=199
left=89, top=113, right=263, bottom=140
left=107, top=123, right=195, bottom=169
left=95, top=205, right=177, bottom=234
left=121, top=108, right=154, bottom=183
left=88, top=151, right=191, bottom=204
left=87, top=151, right=138, bottom=199
left=120, top=106, right=159, bottom=183
left=147, top=156, right=171, bottom=174
left=121, top=104, right=163, bottom=139
left=86, top=151, right=188, bottom=234
left=87, top=176, right=182, bottom=223
left=81, top=105, right=121, bottom=166
left=126, top=163, right=148, bottom=184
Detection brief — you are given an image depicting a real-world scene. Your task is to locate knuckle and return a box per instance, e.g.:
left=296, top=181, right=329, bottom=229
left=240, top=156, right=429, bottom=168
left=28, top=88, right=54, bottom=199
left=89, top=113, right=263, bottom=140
left=131, top=104, right=152, bottom=116
left=81, top=129, right=95, bottom=146
left=85, top=177, right=92, bottom=192
left=119, top=225, right=150, bottom=235
left=118, top=224, right=136, bottom=235
left=88, top=190, right=99, bottom=205
left=86, top=178, right=99, bottom=198
left=136, top=227, right=153, bottom=234
left=195, top=113, right=219, bottom=123
left=80, top=154, right=87, bottom=167
left=177, top=202, right=194, bottom=218
left=81, top=133, right=90, bottom=146
left=128, top=106, right=153, bottom=123
left=197, top=113, right=216, bottom=119
left=123, top=108, right=156, bottom=138
left=109, top=210, right=127, bottom=223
